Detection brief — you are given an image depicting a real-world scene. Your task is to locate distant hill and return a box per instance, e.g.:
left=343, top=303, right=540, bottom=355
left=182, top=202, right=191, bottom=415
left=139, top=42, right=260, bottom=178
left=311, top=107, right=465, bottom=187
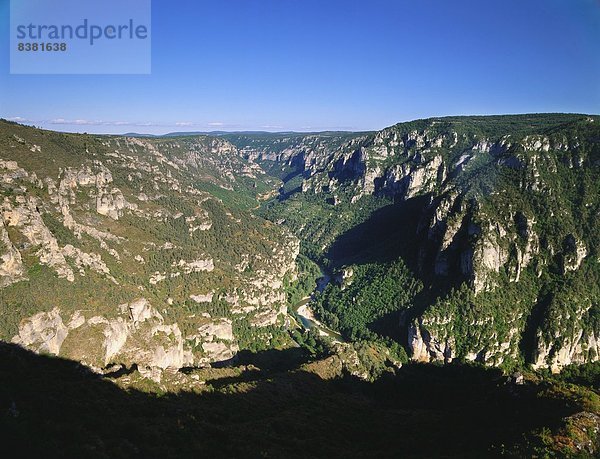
left=122, top=130, right=359, bottom=138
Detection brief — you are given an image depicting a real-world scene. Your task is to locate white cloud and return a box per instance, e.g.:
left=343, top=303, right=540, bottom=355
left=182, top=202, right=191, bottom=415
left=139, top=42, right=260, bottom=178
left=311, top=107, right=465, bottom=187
left=7, top=116, right=31, bottom=122
left=50, top=118, right=100, bottom=125
left=10, top=117, right=261, bottom=132
left=48, top=118, right=163, bottom=127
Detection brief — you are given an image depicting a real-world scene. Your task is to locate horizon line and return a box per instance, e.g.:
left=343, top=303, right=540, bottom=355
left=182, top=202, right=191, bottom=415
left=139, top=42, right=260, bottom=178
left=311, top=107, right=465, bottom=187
left=2, top=111, right=596, bottom=137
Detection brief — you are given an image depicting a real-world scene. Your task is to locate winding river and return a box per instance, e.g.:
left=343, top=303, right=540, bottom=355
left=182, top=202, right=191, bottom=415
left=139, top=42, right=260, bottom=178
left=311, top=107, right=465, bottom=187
left=292, top=272, right=345, bottom=342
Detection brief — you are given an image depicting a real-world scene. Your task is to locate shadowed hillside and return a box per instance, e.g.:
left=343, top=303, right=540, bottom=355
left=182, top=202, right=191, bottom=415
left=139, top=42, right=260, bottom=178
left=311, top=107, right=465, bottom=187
left=1, top=343, right=598, bottom=458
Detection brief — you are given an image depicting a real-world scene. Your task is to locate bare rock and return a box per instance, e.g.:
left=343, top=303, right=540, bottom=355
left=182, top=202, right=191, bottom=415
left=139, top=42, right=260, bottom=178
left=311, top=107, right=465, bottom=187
left=12, top=308, right=68, bottom=355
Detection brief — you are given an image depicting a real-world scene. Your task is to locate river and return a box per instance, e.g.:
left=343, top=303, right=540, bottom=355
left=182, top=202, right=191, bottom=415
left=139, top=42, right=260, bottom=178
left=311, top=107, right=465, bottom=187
left=292, top=271, right=345, bottom=342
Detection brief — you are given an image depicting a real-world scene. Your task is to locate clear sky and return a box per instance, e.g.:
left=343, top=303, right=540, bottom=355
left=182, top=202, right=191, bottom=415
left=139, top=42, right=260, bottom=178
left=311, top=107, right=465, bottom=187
left=1, top=0, right=599, bottom=134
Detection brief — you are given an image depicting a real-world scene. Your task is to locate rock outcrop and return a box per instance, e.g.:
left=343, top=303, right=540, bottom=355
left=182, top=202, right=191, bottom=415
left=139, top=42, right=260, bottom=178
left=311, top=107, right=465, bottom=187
left=2, top=195, right=74, bottom=281
left=12, top=308, right=68, bottom=355
left=0, top=218, right=26, bottom=287
left=10, top=298, right=246, bottom=381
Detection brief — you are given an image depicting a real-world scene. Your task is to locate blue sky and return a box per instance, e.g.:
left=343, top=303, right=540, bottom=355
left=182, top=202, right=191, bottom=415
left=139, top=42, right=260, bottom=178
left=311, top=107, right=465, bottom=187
left=1, top=0, right=599, bottom=134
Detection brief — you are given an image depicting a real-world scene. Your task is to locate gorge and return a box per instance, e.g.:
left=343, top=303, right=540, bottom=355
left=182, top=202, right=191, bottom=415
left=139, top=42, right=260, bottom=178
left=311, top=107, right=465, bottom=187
left=0, top=113, right=599, bottom=456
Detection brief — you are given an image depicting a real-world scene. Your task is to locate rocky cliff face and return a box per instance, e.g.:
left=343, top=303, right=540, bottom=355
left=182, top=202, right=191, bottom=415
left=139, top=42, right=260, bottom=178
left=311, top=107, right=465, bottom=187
left=2, top=115, right=598, bottom=375
left=10, top=297, right=246, bottom=381
left=0, top=121, right=300, bottom=380
left=396, top=119, right=599, bottom=371
left=237, top=115, right=600, bottom=372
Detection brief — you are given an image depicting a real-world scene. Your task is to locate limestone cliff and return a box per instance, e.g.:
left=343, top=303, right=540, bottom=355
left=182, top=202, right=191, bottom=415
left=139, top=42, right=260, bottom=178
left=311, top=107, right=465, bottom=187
left=238, top=114, right=600, bottom=371
left=0, top=120, right=300, bottom=380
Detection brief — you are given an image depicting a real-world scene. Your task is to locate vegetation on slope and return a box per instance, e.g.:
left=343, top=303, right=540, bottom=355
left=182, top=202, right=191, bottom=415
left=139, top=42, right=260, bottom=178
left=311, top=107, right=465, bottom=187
left=253, top=114, right=600, bottom=370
